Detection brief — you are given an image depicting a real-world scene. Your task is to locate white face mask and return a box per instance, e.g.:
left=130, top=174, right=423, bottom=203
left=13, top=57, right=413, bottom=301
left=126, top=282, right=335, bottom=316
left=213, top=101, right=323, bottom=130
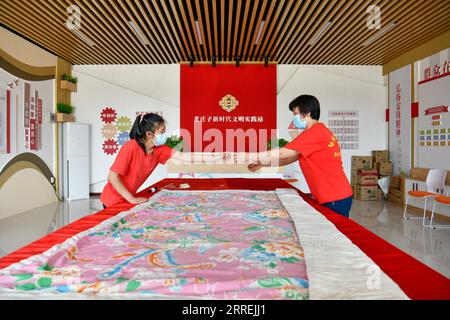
left=154, top=132, right=168, bottom=146
left=293, top=114, right=307, bottom=129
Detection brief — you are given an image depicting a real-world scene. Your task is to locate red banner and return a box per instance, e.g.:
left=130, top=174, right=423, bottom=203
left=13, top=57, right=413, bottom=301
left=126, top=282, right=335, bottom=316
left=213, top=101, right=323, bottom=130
left=24, top=83, right=30, bottom=149
left=411, top=102, right=419, bottom=118
left=425, top=105, right=448, bottom=116
left=30, top=118, right=36, bottom=151
left=37, top=99, right=43, bottom=124
left=180, top=64, right=277, bottom=152
left=37, top=98, right=42, bottom=150
left=24, top=84, right=30, bottom=127
left=30, top=92, right=37, bottom=151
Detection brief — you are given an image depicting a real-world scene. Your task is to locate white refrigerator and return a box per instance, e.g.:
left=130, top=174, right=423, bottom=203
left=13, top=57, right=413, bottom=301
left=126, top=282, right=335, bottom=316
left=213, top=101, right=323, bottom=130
left=62, top=123, right=90, bottom=201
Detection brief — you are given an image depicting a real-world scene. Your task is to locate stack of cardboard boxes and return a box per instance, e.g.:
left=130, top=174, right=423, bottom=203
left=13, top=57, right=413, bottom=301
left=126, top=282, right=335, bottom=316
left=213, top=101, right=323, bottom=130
left=351, top=150, right=393, bottom=201
left=351, top=156, right=378, bottom=201
left=351, top=150, right=408, bottom=204
left=372, top=150, right=393, bottom=178
left=372, top=150, right=392, bottom=199
left=387, top=176, right=405, bottom=205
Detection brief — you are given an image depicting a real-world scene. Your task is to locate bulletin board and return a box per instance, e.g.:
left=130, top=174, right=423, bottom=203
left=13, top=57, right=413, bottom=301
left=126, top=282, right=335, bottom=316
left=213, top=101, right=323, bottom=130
left=417, top=75, right=450, bottom=170
left=327, top=110, right=360, bottom=150
left=0, top=68, right=54, bottom=173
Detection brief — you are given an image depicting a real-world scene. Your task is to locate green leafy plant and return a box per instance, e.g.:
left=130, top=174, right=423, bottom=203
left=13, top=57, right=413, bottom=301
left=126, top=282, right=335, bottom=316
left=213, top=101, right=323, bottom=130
left=165, top=135, right=184, bottom=151
left=267, top=138, right=290, bottom=150
left=57, top=102, right=74, bottom=114
left=61, top=74, right=78, bottom=84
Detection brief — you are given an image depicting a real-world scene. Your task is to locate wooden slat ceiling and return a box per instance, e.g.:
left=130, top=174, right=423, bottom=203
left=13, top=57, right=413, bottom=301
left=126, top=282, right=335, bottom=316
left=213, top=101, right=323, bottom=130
left=1, top=0, right=449, bottom=65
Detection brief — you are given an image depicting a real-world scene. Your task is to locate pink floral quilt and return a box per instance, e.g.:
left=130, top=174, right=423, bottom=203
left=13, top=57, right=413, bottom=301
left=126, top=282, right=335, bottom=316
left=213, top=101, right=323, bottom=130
left=0, top=190, right=309, bottom=299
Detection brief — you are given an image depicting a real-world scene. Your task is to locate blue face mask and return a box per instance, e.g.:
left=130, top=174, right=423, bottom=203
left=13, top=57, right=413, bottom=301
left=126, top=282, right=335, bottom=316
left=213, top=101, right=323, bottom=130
left=293, top=115, right=307, bottom=129
left=154, top=132, right=168, bottom=146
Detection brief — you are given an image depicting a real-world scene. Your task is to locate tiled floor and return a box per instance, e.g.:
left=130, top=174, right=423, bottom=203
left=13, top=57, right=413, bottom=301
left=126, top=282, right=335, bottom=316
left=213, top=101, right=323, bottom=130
left=0, top=195, right=449, bottom=279
left=0, top=198, right=103, bottom=259
left=350, top=198, right=450, bottom=278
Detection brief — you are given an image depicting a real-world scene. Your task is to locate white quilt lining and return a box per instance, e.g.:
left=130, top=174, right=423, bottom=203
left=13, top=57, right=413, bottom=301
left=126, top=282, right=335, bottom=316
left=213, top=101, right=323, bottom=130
left=276, top=188, right=408, bottom=300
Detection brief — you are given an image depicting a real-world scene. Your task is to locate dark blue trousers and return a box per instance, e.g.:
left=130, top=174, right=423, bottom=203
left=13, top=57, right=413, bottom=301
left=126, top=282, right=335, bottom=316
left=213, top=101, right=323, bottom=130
left=323, top=196, right=353, bottom=218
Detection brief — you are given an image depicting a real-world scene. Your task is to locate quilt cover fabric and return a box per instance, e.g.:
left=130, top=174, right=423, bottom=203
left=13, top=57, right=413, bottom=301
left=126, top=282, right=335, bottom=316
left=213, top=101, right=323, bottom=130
left=0, top=190, right=309, bottom=299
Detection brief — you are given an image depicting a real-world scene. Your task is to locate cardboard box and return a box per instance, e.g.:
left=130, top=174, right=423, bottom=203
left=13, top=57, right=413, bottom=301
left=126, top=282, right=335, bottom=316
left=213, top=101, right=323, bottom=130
left=399, top=178, right=405, bottom=191
left=388, top=194, right=403, bottom=205
left=355, top=185, right=378, bottom=201
left=388, top=187, right=402, bottom=197
left=390, top=176, right=400, bottom=189
left=378, top=188, right=386, bottom=200
left=356, top=169, right=378, bottom=186
left=351, top=170, right=357, bottom=186
left=388, top=193, right=403, bottom=201
left=388, top=187, right=404, bottom=205
left=372, top=150, right=389, bottom=163
left=388, top=192, right=403, bottom=205
left=390, top=176, right=405, bottom=191
left=351, top=156, right=373, bottom=170
left=375, top=162, right=393, bottom=176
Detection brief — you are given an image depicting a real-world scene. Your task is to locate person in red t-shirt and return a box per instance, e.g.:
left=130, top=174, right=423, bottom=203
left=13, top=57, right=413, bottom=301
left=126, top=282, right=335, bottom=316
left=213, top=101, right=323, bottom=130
left=246, top=95, right=353, bottom=218
left=101, top=113, right=225, bottom=208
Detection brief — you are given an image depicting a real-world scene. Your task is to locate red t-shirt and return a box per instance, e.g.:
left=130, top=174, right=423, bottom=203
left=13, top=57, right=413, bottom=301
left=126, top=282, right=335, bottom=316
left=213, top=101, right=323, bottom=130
left=100, top=139, right=175, bottom=207
left=285, top=123, right=353, bottom=204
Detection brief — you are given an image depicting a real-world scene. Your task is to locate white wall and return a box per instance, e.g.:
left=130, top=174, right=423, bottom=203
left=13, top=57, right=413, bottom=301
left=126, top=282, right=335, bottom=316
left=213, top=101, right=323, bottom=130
left=417, top=48, right=450, bottom=83
left=277, top=65, right=387, bottom=189
left=72, top=65, right=180, bottom=193
left=73, top=64, right=387, bottom=194
left=415, top=48, right=450, bottom=170
left=417, top=76, right=450, bottom=170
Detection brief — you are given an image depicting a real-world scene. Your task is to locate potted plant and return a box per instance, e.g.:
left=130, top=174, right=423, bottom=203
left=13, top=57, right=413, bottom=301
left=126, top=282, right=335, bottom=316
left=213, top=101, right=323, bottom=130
left=165, top=135, right=184, bottom=151
left=56, top=102, right=75, bottom=122
left=60, top=74, right=78, bottom=92
left=267, top=138, right=290, bottom=150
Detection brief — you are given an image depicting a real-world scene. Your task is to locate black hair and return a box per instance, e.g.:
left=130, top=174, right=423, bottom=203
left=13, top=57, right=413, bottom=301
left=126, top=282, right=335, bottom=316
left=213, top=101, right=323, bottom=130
left=289, top=95, right=321, bottom=120
left=129, top=113, right=165, bottom=153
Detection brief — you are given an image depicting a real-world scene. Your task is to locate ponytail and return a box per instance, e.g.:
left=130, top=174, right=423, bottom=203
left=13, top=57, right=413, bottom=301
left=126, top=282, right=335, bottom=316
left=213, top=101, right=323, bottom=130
left=129, top=113, right=165, bottom=153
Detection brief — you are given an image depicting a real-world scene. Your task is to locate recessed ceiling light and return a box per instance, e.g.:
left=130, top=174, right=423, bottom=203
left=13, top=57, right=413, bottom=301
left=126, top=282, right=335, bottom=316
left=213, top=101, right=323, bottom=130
left=309, top=21, right=333, bottom=46
left=71, top=28, right=95, bottom=47
left=195, top=20, right=203, bottom=45
left=255, top=20, right=265, bottom=45
left=362, top=22, right=397, bottom=46
left=129, top=20, right=149, bottom=45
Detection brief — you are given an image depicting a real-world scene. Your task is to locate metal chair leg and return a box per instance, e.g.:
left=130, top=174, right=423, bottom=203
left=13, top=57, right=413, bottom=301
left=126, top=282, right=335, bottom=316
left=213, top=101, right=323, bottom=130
left=430, top=202, right=436, bottom=228
left=430, top=202, right=450, bottom=230
left=423, top=198, right=428, bottom=226
left=403, top=197, right=409, bottom=219
left=404, top=196, right=429, bottom=222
